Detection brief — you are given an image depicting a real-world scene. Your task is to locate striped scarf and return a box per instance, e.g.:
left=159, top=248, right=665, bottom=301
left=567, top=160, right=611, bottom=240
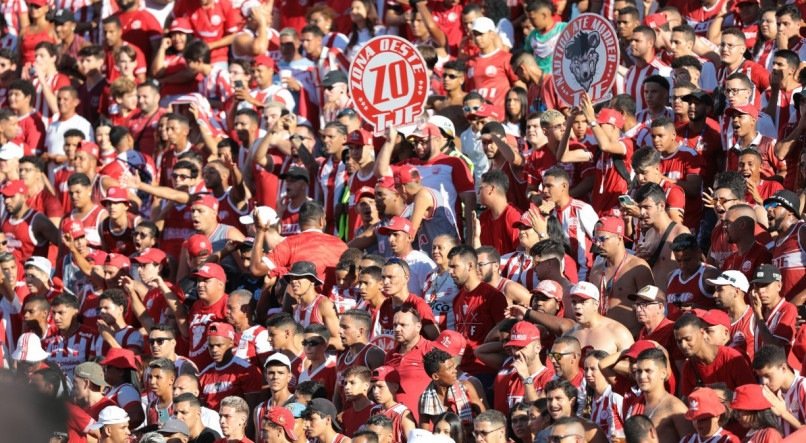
left=419, top=381, right=474, bottom=426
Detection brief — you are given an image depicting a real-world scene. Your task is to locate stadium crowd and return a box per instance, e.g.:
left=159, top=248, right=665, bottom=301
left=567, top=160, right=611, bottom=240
left=2, top=0, right=806, bottom=442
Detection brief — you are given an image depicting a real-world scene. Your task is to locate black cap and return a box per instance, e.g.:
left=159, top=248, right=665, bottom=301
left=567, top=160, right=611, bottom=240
left=750, top=263, right=782, bottom=285
left=52, top=9, right=76, bottom=24
left=280, top=166, right=309, bottom=183
left=321, top=70, right=348, bottom=87
left=763, top=190, right=801, bottom=215
left=283, top=261, right=322, bottom=285
left=682, top=90, right=713, bottom=106
left=305, top=398, right=341, bottom=430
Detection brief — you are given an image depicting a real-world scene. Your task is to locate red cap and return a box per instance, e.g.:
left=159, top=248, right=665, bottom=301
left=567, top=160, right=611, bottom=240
left=623, top=340, right=657, bottom=360
left=569, top=281, right=600, bottom=302
left=87, top=250, right=108, bottom=265
left=105, top=253, right=131, bottom=270
left=725, top=104, right=759, bottom=120
left=377, top=216, right=413, bottom=236
left=433, top=330, right=467, bottom=357
left=1, top=179, right=27, bottom=197
left=264, top=407, right=297, bottom=441
left=345, top=129, right=372, bottom=147
left=504, top=321, right=541, bottom=348
left=371, top=365, right=403, bottom=391
left=168, top=17, right=193, bottom=34
left=185, top=234, right=212, bottom=258
left=375, top=176, right=397, bottom=190
left=356, top=186, right=376, bottom=200
left=77, top=141, right=100, bottom=160
left=29, top=0, right=48, bottom=6
left=643, top=13, right=668, bottom=29
left=191, top=194, right=219, bottom=212
left=194, top=263, right=227, bottom=283
left=132, top=248, right=167, bottom=265
left=102, top=187, right=129, bottom=204
left=731, top=384, right=772, bottom=411
left=469, top=104, right=495, bottom=119
left=253, top=55, right=276, bottom=70
left=685, top=387, right=726, bottom=420
left=393, top=165, right=419, bottom=186
left=596, top=108, right=625, bottom=129
left=532, top=280, right=563, bottom=300
left=596, top=216, right=625, bottom=238
left=206, top=321, right=235, bottom=340
left=513, top=209, right=537, bottom=230
left=61, top=219, right=85, bottom=239
left=410, top=123, right=442, bottom=139
left=100, top=348, right=138, bottom=370
left=695, top=309, right=731, bottom=329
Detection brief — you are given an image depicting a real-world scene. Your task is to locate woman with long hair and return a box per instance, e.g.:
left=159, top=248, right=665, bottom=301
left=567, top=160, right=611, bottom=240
left=730, top=384, right=783, bottom=442
left=345, top=0, right=385, bottom=60
left=504, top=87, right=529, bottom=137
left=433, top=411, right=464, bottom=443
left=509, top=402, right=534, bottom=443
left=18, top=0, right=55, bottom=71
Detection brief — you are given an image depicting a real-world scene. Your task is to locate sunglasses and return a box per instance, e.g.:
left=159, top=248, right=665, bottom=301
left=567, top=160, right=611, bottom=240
left=302, top=339, right=325, bottom=347
left=463, top=105, right=481, bottom=113
left=444, top=73, right=460, bottom=80
left=148, top=337, right=172, bottom=346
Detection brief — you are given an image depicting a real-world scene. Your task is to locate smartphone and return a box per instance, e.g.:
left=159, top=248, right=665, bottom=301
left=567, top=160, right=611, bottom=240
left=234, top=80, right=244, bottom=89
left=618, top=194, right=636, bottom=206
left=798, top=304, right=806, bottom=319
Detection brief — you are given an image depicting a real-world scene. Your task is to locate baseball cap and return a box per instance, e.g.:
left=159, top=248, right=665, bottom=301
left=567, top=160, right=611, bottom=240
left=696, top=309, right=731, bottom=329
left=0, top=142, right=23, bottom=161
left=281, top=166, right=310, bottom=183
left=410, top=123, right=442, bottom=139
left=504, top=321, right=541, bottom=348
left=61, top=219, right=85, bottom=239
left=433, top=330, right=467, bottom=357
left=24, top=256, right=53, bottom=278
left=596, top=108, right=624, bottom=129
left=306, top=398, right=339, bottom=425
left=87, top=250, right=108, bottom=266
left=158, top=418, right=189, bottom=436
left=532, top=280, right=563, bottom=300
left=132, top=248, right=167, bottom=265
left=52, top=9, right=76, bottom=24
left=322, top=70, right=348, bottom=87
left=105, top=253, right=131, bottom=270
left=356, top=186, right=376, bottom=200
left=74, top=362, right=109, bottom=387
left=100, top=348, right=138, bottom=370
left=750, top=264, right=782, bottom=285
left=725, top=104, right=759, bottom=120
left=206, top=322, right=235, bottom=340
left=393, top=165, right=419, bottom=186
left=376, top=175, right=397, bottom=190
left=286, top=402, right=306, bottom=418
left=90, top=406, right=129, bottom=430
left=628, top=285, right=665, bottom=303
left=764, top=190, right=801, bottom=215
left=685, top=387, right=726, bottom=420
left=254, top=54, right=277, bottom=70
left=345, top=129, right=372, bottom=147
left=371, top=366, right=404, bottom=391
left=513, top=210, right=536, bottom=230
left=240, top=206, right=280, bottom=226
left=283, top=261, right=323, bottom=285
left=1, top=179, right=26, bottom=197
left=194, top=263, right=227, bottom=283
left=731, top=384, right=772, bottom=411
left=706, top=270, right=749, bottom=293
left=682, top=90, right=713, bottom=106
left=168, top=17, right=192, bottom=34
left=191, top=193, right=219, bottom=212
left=569, top=281, right=600, bottom=302
left=468, top=104, right=496, bottom=120
left=77, top=141, right=100, bottom=160
left=29, top=0, right=49, bottom=6
left=622, top=340, right=657, bottom=360
left=378, top=216, right=413, bottom=235
left=428, top=115, right=456, bottom=138
left=185, top=234, right=212, bottom=258
left=264, top=407, right=297, bottom=441
left=471, top=17, right=496, bottom=33
left=102, top=187, right=129, bottom=204
left=643, top=13, right=668, bottom=29
left=264, top=352, right=292, bottom=369
left=595, top=216, right=625, bottom=238
left=12, top=332, right=49, bottom=362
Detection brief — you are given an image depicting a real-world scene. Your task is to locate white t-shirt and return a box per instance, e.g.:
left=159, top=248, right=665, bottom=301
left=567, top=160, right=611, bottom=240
left=45, top=113, right=93, bottom=157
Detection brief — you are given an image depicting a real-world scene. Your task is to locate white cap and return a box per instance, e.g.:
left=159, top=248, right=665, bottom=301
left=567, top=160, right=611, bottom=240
left=471, top=17, right=496, bottom=34
left=24, top=256, right=53, bottom=278
left=12, top=332, right=49, bottom=362
left=706, top=270, right=749, bottom=293
left=428, top=115, right=456, bottom=138
left=90, top=406, right=129, bottom=430
left=264, top=352, right=292, bottom=369
left=628, top=285, right=664, bottom=303
left=239, top=206, right=280, bottom=226
left=0, top=142, right=23, bottom=161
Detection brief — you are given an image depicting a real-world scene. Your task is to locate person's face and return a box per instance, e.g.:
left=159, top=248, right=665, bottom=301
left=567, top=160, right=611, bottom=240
left=105, top=422, right=131, bottom=443
left=583, top=356, right=608, bottom=389
left=461, top=11, right=480, bottom=34
left=3, top=192, right=25, bottom=215
left=148, top=331, right=176, bottom=358
left=166, top=119, right=189, bottom=144
left=629, top=32, right=652, bottom=58
left=267, top=326, right=290, bottom=349
left=280, top=35, right=299, bottom=59
left=549, top=345, right=576, bottom=376
left=98, top=298, right=124, bottom=324
left=197, top=277, right=223, bottom=302
left=472, top=30, right=493, bottom=51
left=732, top=113, right=756, bottom=138
left=253, top=65, right=273, bottom=87
left=634, top=165, right=662, bottom=186
left=541, top=175, right=567, bottom=203
left=448, top=255, right=473, bottom=287
left=720, top=34, right=745, bottom=65
left=760, top=10, right=777, bottom=39
left=116, top=53, right=136, bottom=78
left=752, top=281, right=782, bottom=307
left=755, top=362, right=788, bottom=392
left=343, top=374, right=370, bottom=399
left=220, top=406, right=246, bottom=438
left=96, top=125, right=112, bottom=148
left=442, top=68, right=463, bottom=92
left=545, top=388, right=574, bottom=420
left=724, top=79, right=751, bottom=107
left=137, top=86, right=159, bottom=113
left=0, top=56, right=16, bottom=76
left=172, top=167, right=196, bottom=192
left=634, top=299, right=664, bottom=325
left=303, top=412, right=329, bottom=439
left=149, top=367, right=175, bottom=394
left=434, top=419, right=453, bottom=438
left=287, top=276, right=315, bottom=299
left=24, top=266, right=49, bottom=293
left=56, top=90, right=78, bottom=115
left=687, top=99, right=708, bottom=121
left=767, top=201, right=791, bottom=232
left=693, top=416, right=720, bottom=439
left=705, top=324, right=730, bottom=345
left=22, top=301, right=47, bottom=326
left=392, top=310, right=421, bottom=344
left=173, top=375, right=200, bottom=397
left=476, top=252, right=498, bottom=283
left=634, top=359, right=665, bottom=392
left=302, top=333, right=327, bottom=359
left=103, top=23, right=122, bottom=47
left=321, top=127, right=345, bottom=154
left=671, top=88, right=692, bottom=115
left=510, top=411, right=531, bottom=439
left=637, top=197, right=664, bottom=228
left=369, top=379, right=394, bottom=404
left=505, top=91, right=522, bottom=118
left=473, top=420, right=505, bottom=443
left=339, top=316, right=362, bottom=347
left=518, top=225, right=540, bottom=250
left=772, top=56, right=794, bottom=80
left=208, top=335, right=232, bottom=363
left=29, top=300, right=55, bottom=328
left=542, top=118, right=566, bottom=143
left=777, top=13, right=799, bottom=39
left=433, top=358, right=458, bottom=386
left=77, top=55, right=103, bottom=76
left=531, top=290, right=559, bottom=314
left=616, top=14, right=637, bottom=39
left=669, top=31, right=693, bottom=57
left=7, top=89, right=30, bottom=111
left=594, top=229, right=622, bottom=257
left=674, top=324, right=704, bottom=358
left=357, top=273, right=382, bottom=301
left=571, top=295, right=598, bottom=324
left=387, top=231, right=412, bottom=256
left=34, top=48, right=56, bottom=71
left=713, top=187, right=740, bottom=220
left=225, top=297, right=248, bottom=326
left=381, top=264, right=408, bottom=296
left=643, top=82, right=668, bottom=110
left=300, top=32, right=323, bottom=57
left=174, top=401, right=201, bottom=430
left=264, top=363, right=291, bottom=392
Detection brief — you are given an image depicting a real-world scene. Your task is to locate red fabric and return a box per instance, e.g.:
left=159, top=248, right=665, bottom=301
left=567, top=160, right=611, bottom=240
left=453, top=282, right=508, bottom=375
left=264, top=229, right=348, bottom=295
left=679, top=345, right=756, bottom=397
left=187, top=295, right=228, bottom=369
left=478, top=205, right=521, bottom=255
left=721, top=242, right=772, bottom=281
left=466, top=49, right=518, bottom=117
left=384, top=338, right=435, bottom=422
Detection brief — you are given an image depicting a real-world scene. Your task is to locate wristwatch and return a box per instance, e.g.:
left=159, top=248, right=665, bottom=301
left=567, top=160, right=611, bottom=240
left=523, top=376, right=535, bottom=385
left=589, top=120, right=598, bottom=127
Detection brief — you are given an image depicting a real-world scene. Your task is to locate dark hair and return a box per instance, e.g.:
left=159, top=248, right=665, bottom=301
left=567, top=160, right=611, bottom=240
left=481, top=169, right=509, bottom=193
left=99, top=288, right=128, bottom=310
left=738, top=148, right=763, bottom=163
left=618, top=6, right=640, bottom=20
left=149, top=324, right=177, bottom=338
left=19, top=156, right=45, bottom=173
left=610, top=94, right=636, bottom=117
left=299, top=201, right=326, bottom=226
left=51, top=294, right=80, bottom=309
left=526, top=0, right=555, bottom=13
left=671, top=24, right=696, bottom=42
left=447, top=245, right=478, bottom=264
left=101, top=16, right=122, bottom=28
left=776, top=3, right=801, bottom=20
left=632, top=25, right=656, bottom=44
left=752, top=345, right=788, bottom=370
left=721, top=27, right=747, bottom=42
left=725, top=73, right=754, bottom=90
left=265, top=312, right=301, bottom=331
left=644, top=75, right=670, bottom=92
left=434, top=412, right=464, bottom=443
left=635, top=348, right=668, bottom=367
left=423, top=349, right=454, bottom=377
left=347, top=0, right=380, bottom=50
left=234, top=108, right=260, bottom=126
left=529, top=239, right=565, bottom=261
left=358, top=265, right=383, bottom=282
left=172, top=160, right=199, bottom=178
left=0, top=48, right=17, bottom=64
left=475, top=246, right=501, bottom=263
left=624, top=415, right=655, bottom=443
left=77, top=45, right=104, bottom=59
left=67, top=172, right=92, bottom=187
left=634, top=182, right=666, bottom=206
left=135, top=219, right=160, bottom=239
left=22, top=294, right=50, bottom=312
left=542, top=166, right=570, bottom=183
left=296, top=380, right=327, bottom=399
left=631, top=147, right=662, bottom=170
left=301, top=24, right=325, bottom=37
left=366, top=414, right=393, bottom=429
left=649, top=116, right=675, bottom=130
left=173, top=392, right=202, bottom=408
left=304, top=323, right=330, bottom=341
left=714, top=171, right=746, bottom=200
left=33, top=367, right=66, bottom=398
left=183, top=40, right=211, bottom=64
left=8, top=79, right=35, bottom=100
left=773, top=49, right=800, bottom=70
left=443, top=59, right=466, bottom=73
left=35, top=41, right=60, bottom=58
left=352, top=431, right=379, bottom=443
left=109, top=126, right=131, bottom=148
left=673, top=312, right=705, bottom=330
left=481, top=121, right=506, bottom=137
left=543, top=379, right=578, bottom=415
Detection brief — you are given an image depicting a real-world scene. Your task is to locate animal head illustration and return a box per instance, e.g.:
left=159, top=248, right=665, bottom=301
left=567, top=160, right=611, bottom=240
left=566, top=32, right=601, bottom=91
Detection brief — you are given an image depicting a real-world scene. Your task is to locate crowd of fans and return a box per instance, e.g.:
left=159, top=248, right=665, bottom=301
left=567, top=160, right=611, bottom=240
left=2, top=0, right=806, bottom=442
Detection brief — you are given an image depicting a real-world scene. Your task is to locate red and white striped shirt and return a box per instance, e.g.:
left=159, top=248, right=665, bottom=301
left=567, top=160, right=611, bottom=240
left=635, top=106, right=674, bottom=125
left=43, top=325, right=97, bottom=379
left=624, top=122, right=652, bottom=149
left=499, top=251, right=538, bottom=291
left=0, top=0, right=26, bottom=36
left=554, top=199, right=598, bottom=281
left=678, top=429, right=739, bottom=443
left=197, top=65, right=233, bottom=111
left=32, top=73, right=72, bottom=120
left=624, top=58, right=672, bottom=113
left=778, top=374, right=806, bottom=436
left=762, top=86, right=802, bottom=140
left=729, top=306, right=757, bottom=363
left=589, top=385, right=625, bottom=441
left=317, top=155, right=349, bottom=235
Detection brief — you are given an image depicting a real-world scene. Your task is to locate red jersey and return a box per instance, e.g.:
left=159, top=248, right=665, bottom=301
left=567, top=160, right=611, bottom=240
left=722, top=242, right=772, bottom=281
left=757, top=298, right=800, bottom=371
left=15, top=112, right=46, bottom=155
left=70, top=205, right=108, bottom=249
left=187, top=295, right=228, bottom=369
left=215, top=190, right=249, bottom=234
left=103, top=42, right=146, bottom=81
left=592, top=139, right=634, bottom=215
left=523, top=145, right=558, bottom=188
left=677, top=118, right=722, bottom=187
left=659, top=146, right=701, bottom=185
left=478, top=205, right=520, bottom=255
left=453, top=282, right=508, bottom=374
left=385, top=338, right=435, bottom=422
left=679, top=430, right=739, bottom=443
left=2, top=209, right=49, bottom=263
left=187, top=0, right=240, bottom=64
left=729, top=306, right=757, bottom=363
left=143, top=283, right=186, bottom=328
left=27, top=188, right=64, bottom=220
left=370, top=403, right=413, bottom=443
left=234, top=324, right=271, bottom=366
left=342, top=403, right=374, bottom=437
left=678, top=0, right=730, bottom=35
left=624, top=58, right=672, bottom=113
left=160, top=202, right=194, bottom=259
left=127, top=108, right=166, bottom=158
left=771, top=222, right=806, bottom=302
left=263, top=229, right=348, bottom=295
left=679, top=345, right=756, bottom=397
left=710, top=222, right=773, bottom=269
left=466, top=49, right=518, bottom=115
left=493, top=360, right=554, bottom=414
left=727, top=136, right=784, bottom=181
left=199, top=356, right=264, bottom=410
left=589, top=386, right=626, bottom=441
left=33, top=73, right=72, bottom=119
left=115, top=9, right=162, bottom=59
left=99, top=213, right=138, bottom=257
left=293, top=294, right=327, bottom=328
left=42, top=324, right=97, bottom=379
left=665, top=264, right=717, bottom=320
left=298, top=355, right=338, bottom=399
left=377, top=295, right=436, bottom=337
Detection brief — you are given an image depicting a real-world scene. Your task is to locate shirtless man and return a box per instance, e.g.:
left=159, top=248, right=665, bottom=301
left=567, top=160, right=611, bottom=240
left=624, top=348, right=693, bottom=443
left=633, top=183, right=690, bottom=292
left=476, top=246, right=531, bottom=306
left=564, top=282, right=635, bottom=356
left=588, top=216, right=656, bottom=334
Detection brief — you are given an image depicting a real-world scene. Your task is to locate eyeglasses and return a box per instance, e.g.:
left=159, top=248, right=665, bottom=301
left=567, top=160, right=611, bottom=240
left=302, top=339, right=325, bottom=347
left=148, top=337, right=172, bottom=346
left=724, top=88, right=749, bottom=96
left=635, top=301, right=662, bottom=310
left=594, top=235, right=613, bottom=244
left=463, top=105, right=481, bottom=113
left=171, top=173, right=191, bottom=180
left=472, top=426, right=504, bottom=439
left=477, top=261, right=496, bottom=267
left=444, top=73, right=460, bottom=80
left=671, top=95, right=688, bottom=101
left=549, top=351, right=574, bottom=361
left=547, top=435, right=583, bottom=443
